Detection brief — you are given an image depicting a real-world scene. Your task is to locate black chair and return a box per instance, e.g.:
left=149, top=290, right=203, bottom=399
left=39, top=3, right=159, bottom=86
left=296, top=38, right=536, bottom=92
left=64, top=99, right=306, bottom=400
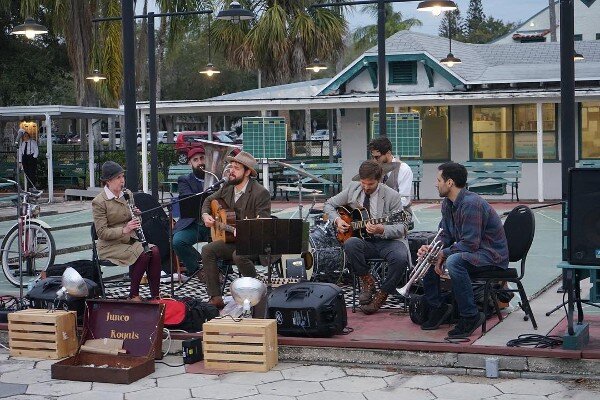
left=91, top=223, right=130, bottom=298
left=469, top=205, right=537, bottom=333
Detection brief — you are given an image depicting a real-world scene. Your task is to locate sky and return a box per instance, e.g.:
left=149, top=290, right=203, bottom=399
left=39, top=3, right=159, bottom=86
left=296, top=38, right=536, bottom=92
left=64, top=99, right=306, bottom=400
left=345, top=1, right=547, bottom=35
left=136, top=1, right=549, bottom=36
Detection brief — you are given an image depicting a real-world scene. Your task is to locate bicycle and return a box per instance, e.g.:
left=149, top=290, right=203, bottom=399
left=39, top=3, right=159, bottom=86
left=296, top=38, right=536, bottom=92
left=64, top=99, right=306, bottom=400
left=1, top=185, right=56, bottom=287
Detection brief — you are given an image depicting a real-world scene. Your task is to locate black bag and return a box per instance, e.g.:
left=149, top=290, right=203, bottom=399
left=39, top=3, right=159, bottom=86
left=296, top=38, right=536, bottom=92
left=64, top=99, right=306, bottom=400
left=26, top=276, right=100, bottom=322
left=45, top=260, right=99, bottom=285
left=174, top=299, right=219, bottom=333
left=266, top=282, right=347, bottom=337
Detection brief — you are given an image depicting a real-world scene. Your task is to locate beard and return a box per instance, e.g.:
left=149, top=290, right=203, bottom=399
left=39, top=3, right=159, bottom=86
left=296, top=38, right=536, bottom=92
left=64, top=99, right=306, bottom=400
left=192, top=165, right=205, bottom=179
left=227, top=174, right=244, bottom=186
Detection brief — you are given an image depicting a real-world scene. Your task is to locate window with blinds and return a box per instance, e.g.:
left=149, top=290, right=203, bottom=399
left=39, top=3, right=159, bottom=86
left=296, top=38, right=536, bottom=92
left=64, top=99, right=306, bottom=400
left=388, top=61, right=416, bottom=85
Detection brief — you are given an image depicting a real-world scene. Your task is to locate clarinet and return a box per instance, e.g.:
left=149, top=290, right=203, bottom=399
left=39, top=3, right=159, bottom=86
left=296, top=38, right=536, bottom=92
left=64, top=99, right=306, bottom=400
left=123, top=189, right=152, bottom=254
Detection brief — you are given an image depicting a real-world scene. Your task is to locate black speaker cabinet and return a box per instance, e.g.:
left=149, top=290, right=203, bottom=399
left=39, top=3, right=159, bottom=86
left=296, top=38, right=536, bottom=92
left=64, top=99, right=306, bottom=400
left=568, top=168, right=600, bottom=265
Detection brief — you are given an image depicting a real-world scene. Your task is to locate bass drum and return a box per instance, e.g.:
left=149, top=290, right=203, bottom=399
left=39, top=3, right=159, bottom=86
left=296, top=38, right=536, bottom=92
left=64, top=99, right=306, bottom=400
left=303, top=224, right=349, bottom=284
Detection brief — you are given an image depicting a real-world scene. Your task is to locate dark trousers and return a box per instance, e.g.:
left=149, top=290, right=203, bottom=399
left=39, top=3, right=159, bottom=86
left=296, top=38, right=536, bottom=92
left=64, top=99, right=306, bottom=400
left=129, top=246, right=161, bottom=298
left=173, top=222, right=211, bottom=275
left=22, top=154, right=37, bottom=186
left=423, top=252, right=480, bottom=318
left=201, top=240, right=259, bottom=297
left=343, top=237, right=409, bottom=294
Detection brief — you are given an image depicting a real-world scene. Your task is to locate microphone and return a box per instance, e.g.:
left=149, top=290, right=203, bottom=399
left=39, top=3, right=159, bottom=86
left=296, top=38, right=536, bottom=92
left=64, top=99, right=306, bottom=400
left=207, top=175, right=228, bottom=191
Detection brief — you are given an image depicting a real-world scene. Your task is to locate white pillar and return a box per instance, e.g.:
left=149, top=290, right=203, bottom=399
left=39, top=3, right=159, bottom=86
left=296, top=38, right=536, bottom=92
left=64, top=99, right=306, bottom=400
left=141, top=112, right=149, bottom=193
left=45, top=114, right=54, bottom=202
left=536, top=102, right=544, bottom=202
left=88, top=119, right=95, bottom=188
left=208, top=115, right=213, bottom=141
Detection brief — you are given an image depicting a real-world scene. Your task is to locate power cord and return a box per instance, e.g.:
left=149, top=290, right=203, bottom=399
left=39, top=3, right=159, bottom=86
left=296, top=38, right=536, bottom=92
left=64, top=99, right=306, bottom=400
left=506, top=334, right=563, bottom=348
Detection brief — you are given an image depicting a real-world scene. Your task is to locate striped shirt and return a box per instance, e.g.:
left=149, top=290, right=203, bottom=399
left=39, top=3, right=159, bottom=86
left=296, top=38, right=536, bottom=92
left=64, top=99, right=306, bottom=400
left=439, top=189, right=509, bottom=268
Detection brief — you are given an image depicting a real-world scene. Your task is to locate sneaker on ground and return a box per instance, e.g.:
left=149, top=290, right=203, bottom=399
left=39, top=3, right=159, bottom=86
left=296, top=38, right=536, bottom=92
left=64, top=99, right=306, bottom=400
left=447, top=312, right=485, bottom=338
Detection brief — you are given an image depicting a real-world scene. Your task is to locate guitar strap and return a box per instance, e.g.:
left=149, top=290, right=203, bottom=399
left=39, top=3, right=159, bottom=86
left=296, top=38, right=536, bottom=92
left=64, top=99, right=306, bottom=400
left=362, top=192, right=370, bottom=213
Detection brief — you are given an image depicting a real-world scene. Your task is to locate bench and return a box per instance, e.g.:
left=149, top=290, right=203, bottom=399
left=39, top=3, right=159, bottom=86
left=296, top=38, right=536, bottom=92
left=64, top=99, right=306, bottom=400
left=0, top=162, right=16, bottom=182
left=576, top=160, right=600, bottom=168
left=464, top=161, right=522, bottom=201
left=273, top=162, right=342, bottom=200
left=53, top=161, right=87, bottom=188
left=405, top=160, right=423, bottom=200
left=160, top=165, right=192, bottom=201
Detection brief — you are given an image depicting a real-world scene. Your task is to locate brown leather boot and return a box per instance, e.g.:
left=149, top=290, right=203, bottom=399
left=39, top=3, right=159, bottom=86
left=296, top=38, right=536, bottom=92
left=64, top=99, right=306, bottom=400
left=359, top=274, right=376, bottom=305
left=208, top=296, right=225, bottom=310
left=360, top=290, right=388, bottom=315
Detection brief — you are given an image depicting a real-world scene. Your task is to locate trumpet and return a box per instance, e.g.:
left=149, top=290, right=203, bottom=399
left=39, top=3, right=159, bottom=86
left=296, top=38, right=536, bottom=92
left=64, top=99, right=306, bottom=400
left=123, top=189, right=151, bottom=254
left=397, top=228, right=444, bottom=298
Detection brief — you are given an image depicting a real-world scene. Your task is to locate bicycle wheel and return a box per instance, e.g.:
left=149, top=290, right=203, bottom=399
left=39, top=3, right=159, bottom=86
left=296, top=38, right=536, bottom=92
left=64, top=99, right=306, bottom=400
left=1, top=222, right=56, bottom=287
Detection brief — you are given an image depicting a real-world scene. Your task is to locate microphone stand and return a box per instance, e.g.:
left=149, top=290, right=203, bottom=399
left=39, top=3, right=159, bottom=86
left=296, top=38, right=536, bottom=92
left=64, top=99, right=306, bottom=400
left=136, top=180, right=225, bottom=298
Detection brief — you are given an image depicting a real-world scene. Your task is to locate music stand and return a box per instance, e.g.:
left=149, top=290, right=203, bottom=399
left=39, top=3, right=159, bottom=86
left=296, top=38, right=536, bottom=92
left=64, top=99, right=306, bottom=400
left=236, top=218, right=308, bottom=282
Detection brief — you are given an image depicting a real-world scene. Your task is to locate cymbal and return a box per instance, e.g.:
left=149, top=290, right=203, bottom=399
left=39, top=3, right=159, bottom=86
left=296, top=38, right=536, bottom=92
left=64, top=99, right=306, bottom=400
left=278, top=185, right=323, bottom=194
left=273, top=161, right=325, bottom=183
left=352, top=162, right=401, bottom=181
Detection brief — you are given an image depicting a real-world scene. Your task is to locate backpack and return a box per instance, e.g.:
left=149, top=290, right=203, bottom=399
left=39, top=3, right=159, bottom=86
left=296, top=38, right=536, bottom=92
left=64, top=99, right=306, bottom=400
left=160, top=298, right=219, bottom=332
left=45, top=260, right=100, bottom=285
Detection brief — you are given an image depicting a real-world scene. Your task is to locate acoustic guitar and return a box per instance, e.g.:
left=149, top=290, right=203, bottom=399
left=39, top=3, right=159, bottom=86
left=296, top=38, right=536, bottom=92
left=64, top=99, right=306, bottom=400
left=335, top=206, right=409, bottom=244
left=210, top=199, right=236, bottom=243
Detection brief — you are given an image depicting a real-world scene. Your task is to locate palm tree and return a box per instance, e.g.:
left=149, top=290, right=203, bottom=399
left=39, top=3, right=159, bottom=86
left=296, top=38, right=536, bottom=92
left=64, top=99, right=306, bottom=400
left=352, top=3, right=422, bottom=54
left=212, top=1, right=347, bottom=86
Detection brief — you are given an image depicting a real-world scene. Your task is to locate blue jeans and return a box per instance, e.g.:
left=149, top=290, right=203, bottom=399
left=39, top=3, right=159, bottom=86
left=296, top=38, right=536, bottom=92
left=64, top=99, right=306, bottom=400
left=423, top=252, right=478, bottom=318
left=173, top=222, right=211, bottom=275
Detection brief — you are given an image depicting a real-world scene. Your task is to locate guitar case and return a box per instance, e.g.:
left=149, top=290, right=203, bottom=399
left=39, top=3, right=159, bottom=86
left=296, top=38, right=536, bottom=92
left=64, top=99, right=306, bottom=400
left=266, top=282, right=347, bottom=337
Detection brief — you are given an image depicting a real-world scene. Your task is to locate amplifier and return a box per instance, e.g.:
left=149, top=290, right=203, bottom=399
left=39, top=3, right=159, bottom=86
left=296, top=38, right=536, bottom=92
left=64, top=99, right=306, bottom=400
left=266, top=282, right=347, bottom=337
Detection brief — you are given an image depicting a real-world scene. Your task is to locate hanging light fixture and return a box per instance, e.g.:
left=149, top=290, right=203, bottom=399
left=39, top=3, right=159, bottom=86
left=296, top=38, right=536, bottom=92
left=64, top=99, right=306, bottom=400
left=86, top=69, right=107, bottom=82
left=306, top=58, right=328, bottom=73
left=86, top=23, right=107, bottom=83
left=216, top=1, right=254, bottom=23
left=200, top=16, right=220, bottom=77
left=10, top=17, right=48, bottom=39
left=441, top=17, right=461, bottom=68
left=417, top=1, right=458, bottom=16
left=574, top=51, right=585, bottom=61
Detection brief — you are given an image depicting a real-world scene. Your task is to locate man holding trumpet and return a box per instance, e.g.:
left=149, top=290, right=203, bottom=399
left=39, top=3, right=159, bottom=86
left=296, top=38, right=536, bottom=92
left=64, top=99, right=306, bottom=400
left=418, top=162, right=508, bottom=338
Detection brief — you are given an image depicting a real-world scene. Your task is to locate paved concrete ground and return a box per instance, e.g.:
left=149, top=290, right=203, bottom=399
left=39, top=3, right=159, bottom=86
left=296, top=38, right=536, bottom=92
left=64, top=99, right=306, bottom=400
left=0, top=350, right=599, bottom=400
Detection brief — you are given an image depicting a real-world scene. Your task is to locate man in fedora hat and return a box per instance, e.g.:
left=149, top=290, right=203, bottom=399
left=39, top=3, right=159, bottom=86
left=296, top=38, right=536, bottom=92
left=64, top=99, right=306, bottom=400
left=201, top=151, right=271, bottom=309
left=172, top=147, right=211, bottom=280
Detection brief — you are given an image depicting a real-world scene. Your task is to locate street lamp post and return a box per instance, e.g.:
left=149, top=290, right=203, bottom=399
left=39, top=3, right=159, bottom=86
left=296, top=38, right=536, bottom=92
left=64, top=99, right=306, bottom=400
left=96, top=6, right=213, bottom=196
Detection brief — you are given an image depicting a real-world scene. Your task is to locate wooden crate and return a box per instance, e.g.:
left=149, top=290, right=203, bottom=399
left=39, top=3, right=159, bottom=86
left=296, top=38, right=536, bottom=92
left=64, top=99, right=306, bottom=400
left=8, top=309, right=78, bottom=359
left=203, top=318, right=278, bottom=372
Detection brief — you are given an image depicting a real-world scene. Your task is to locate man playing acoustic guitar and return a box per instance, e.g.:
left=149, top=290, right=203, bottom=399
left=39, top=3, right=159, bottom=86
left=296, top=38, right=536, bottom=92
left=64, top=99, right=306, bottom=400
left=324, top=160, right=412, bottom=314
left=201, top=151, right=271, bottom=309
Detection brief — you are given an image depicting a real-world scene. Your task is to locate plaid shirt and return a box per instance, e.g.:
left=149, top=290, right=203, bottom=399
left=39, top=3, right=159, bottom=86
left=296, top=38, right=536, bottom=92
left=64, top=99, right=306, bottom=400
left=439, top=189, right=509, bottom=269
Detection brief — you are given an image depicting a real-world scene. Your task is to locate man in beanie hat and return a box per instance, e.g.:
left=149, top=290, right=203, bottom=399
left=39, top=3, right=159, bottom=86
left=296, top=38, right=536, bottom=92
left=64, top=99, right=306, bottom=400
left=172, top=147, right=211, bottom=280
left=92, top=161, right=162, bottom=300
left=200, top=151, right=270, bottom=309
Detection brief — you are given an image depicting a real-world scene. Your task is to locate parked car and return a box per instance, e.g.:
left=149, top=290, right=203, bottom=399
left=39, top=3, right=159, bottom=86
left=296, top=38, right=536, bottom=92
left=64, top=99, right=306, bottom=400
left=310, top=129, right=334, bottom=140
left=38, top=133, right=59, bottom=144
left=175, top=131, right=240, bottom=164
left=66, top=133, right=81, bottom=144
left=101, top=131, right=121, bottom=147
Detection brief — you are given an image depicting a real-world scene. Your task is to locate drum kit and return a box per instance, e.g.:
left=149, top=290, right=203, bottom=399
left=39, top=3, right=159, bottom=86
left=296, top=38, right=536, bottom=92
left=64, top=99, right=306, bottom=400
left=275, top=161, right=347, bottom=284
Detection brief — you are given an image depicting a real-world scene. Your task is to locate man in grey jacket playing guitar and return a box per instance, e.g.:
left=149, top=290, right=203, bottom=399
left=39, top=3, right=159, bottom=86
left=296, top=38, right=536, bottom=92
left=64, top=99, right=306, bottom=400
left=324, top=160, right=412, bottom=314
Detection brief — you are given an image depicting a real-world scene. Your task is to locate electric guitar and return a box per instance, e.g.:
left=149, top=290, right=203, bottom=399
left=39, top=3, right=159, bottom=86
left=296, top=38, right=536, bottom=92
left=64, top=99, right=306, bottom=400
left=210, top=199, right=236, bottom=243
left=335, top=206, right=410, bottom=244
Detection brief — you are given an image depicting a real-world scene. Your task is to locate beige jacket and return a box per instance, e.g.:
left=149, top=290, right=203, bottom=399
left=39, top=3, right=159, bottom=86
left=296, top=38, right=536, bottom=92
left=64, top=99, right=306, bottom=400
left=91, top=189, right=143, bottom=266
